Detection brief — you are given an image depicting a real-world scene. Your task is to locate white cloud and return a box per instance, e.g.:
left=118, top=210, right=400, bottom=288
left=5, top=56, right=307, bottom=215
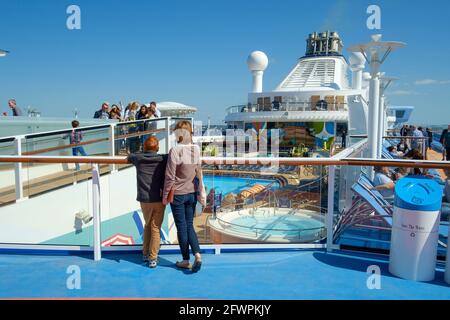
left=414, top=79, right=450, bottom=85
left=388, top=90, right=415, bottom=96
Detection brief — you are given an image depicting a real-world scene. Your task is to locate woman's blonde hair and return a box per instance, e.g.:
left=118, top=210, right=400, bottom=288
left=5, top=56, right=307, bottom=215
left=174, top=120, right=193, bottom=144
left=129, top=101, right=140, bottom=111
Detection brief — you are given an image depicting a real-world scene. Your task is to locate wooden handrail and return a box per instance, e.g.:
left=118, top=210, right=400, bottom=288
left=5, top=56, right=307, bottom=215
left=0, top=155, right=449, bottom=169
left=20, top=128, right=165, bottom=156
left=383, top=136, right=428, bottom=139
left=23, top=138, right=109, bottom=156
left=115, top=128, right=165, bottom=140
left=0, top=156, right=129, bottom=165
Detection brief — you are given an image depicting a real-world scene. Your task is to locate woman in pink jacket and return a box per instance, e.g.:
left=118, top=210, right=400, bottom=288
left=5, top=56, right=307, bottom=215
left=163, top=120, right=206, bottom=272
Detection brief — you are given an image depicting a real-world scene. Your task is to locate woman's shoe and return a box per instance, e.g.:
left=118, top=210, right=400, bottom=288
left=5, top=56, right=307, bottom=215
left=192, top=257, right=202, bottom=273
left=176, top=261, right=192, bottom=270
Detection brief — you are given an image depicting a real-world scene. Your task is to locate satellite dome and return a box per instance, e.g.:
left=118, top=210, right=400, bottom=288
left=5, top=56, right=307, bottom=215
left=247, top=51, right=268, bottom=71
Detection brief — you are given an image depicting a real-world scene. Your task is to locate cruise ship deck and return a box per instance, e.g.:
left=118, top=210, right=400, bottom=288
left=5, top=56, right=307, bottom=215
left=1, top=249, right=448, bottom=299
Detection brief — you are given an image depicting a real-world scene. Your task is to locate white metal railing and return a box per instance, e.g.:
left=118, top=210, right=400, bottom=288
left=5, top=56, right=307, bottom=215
left=0, top=143, right=449, bottom=259
left=226, top=101, right=348, bottom=114
left=0, top=116, right=192, bottom=202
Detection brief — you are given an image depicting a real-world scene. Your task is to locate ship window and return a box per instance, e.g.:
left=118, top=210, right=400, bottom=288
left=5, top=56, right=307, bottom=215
left=396, top=110, right=405, bottom=118
left=315, top=100, right=328, bottom=111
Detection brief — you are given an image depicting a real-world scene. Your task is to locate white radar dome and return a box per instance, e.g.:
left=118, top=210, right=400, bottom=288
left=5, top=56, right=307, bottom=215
left=247, top=51, right=268, bottom=71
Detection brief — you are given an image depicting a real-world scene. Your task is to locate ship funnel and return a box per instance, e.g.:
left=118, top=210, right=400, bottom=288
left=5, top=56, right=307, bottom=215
left=305, top=31, right=343, bottom=57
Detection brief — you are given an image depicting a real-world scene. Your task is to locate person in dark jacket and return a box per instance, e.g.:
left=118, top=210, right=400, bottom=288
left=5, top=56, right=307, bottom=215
left=127, top=136, right=168, bottom=268
left=440, top=128, right=448, bottom=161
left=93, top=102, right=110, bottom=119
left=426, top=128, right=433, bottom=150
left=8, top=99, right=23, bottom=116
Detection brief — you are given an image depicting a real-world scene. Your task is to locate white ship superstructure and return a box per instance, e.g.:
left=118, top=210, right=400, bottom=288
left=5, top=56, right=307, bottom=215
left=225, top=31, right=412, bottom=156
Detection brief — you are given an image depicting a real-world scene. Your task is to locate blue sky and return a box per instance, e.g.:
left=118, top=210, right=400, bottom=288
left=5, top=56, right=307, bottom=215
left=0, top=0, right=449, bottom=125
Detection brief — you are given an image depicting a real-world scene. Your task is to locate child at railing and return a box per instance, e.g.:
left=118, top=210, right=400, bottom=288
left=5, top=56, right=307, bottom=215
left=63, top=120, right=87, bottom=171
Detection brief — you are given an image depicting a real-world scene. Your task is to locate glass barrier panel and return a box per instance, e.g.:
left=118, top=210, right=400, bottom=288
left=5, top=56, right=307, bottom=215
left=0, top=139, right=17, bottom=206
left=100, top=166, right=144, bottom=248
left=22, top=126, right=111, bottom=197
left=97, top=161, right=328, bottom=248
left=0, top=138, right=16, bottom=156
left=0, top=162, right=93, bottom=246
left=114, top=118, right=170, bottom=170
left=200, top=163, right=327, bottom=245
left=332, top=164, right=448, bottom=260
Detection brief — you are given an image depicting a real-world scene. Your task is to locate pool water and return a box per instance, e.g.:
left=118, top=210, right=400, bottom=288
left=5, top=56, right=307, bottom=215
left=203, top=175, right=279, bottom=195
left=230, top=214, right=324, bottom=238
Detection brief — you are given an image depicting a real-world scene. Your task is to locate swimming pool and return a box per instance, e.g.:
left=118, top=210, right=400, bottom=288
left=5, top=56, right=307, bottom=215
left=203, top=175, right=279, bottom=195
left=208, top=208, right=326, bottom=243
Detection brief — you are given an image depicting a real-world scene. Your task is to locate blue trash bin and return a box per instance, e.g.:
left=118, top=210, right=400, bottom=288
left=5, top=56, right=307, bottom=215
left=389, top=176, right=443, bottom=281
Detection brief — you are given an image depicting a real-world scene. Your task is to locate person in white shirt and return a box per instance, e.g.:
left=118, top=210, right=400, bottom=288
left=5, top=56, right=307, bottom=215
left=372, top=166, right=395, bottom=199
left=411, top=125, right=423, bottom=151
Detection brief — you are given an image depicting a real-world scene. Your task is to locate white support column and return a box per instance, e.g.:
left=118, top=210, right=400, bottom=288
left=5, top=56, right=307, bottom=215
left=326, top=165, right=336, bottom=252
left=92, top=164, right=102, bottom=261
left=368, top=73, right=380, bottom=159
left=108, top=124, right=117, bottom=172
left=165, top=117, right=171, bottom=153
left=14, top=136, right=25, bottom=201
left=377, top=95, right=385, bottom=159
left=422, top=138, right=427, bottom=159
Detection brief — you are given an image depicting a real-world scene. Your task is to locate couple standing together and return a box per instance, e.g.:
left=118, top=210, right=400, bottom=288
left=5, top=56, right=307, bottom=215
left=128, top=120, right=206, bottom=272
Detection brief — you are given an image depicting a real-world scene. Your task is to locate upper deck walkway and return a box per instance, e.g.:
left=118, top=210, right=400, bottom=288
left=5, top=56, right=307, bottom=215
left=0, top=249, right=448, bottom=299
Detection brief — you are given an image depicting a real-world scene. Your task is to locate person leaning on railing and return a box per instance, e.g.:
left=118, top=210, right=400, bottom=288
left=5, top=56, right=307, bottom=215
left=109, top=104, right=122, bottom=120
left=93, top=102, right=110, bottom=119
left=124, top=102, right=141, bottom=153
left=127, top=136, right=168, bottom=268
left=162, top=120, right=206, bottom=273
left=8, top=99, right=23, bottom=116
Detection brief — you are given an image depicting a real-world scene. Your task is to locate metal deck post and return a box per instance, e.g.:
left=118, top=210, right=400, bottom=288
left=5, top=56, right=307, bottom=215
left=14, top=136, right=24, bottom=201
left=109, top=124, right=117, bottom=172
left=326, top=165, right=336, bottom=252
left=92, top=164, right=102, bottom=261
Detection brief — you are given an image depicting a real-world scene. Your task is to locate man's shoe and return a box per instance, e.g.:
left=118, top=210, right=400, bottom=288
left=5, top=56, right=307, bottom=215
left=149, top=260, right=157, bottom=268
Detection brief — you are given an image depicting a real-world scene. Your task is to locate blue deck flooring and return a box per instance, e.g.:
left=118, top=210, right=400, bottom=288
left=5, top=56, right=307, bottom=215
left=0, top=249, right=449, bottom=299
